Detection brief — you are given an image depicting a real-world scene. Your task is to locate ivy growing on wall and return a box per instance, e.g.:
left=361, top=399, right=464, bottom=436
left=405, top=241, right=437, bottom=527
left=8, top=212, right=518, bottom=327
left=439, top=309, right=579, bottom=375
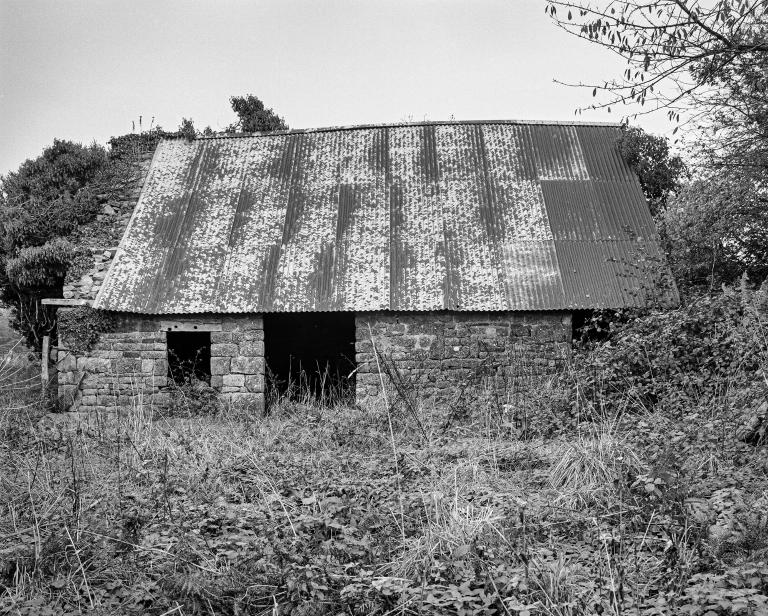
left=58, top=306, right=116, bottom=354
left=63, top=247, right=96, bottom=286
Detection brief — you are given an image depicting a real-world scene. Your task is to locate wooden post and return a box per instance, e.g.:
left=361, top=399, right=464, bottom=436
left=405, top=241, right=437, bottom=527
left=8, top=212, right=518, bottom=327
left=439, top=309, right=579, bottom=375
left=42, top=335, right=50, bottom=392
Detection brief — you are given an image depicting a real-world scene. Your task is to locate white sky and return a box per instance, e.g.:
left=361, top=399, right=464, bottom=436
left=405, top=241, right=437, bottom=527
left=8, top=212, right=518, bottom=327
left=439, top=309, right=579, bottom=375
left=0, top=0, right=673, bottom=175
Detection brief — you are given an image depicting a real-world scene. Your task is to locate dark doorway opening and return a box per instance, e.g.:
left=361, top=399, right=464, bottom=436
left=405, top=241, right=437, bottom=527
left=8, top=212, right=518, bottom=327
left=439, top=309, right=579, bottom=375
left=167, top=331, right=211, bottom=384
left=264, top=313, right=356, bottom=406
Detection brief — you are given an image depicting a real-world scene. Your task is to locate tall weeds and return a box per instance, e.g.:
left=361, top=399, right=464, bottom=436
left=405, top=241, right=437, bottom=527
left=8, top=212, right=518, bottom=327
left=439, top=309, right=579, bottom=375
left=1, top=284, right=768, bottom=614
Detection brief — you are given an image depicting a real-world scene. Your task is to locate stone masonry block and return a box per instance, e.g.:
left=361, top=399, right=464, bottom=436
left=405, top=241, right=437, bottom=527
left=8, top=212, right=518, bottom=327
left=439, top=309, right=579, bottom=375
left=210, top=332, right=233, bottom=344
left=240, top=330, right=265, bottom=341
left=77, top=357, right=110, bottom=373
left=211, top=357, right=231, bottom=375
left=114, top=358, right=141, bottom=373
left=239, top=341, right=264, bottom=357
left=222, top=373, right=245, bottom=388
left=355, top=311, right=573, bottom=407
left=230, top=356, right=263, bottom=374
left=145, top=375, right=167, bottom=387
left=58, top=353, right=77, bottom=371
left=211, top=343, right=239, bottom=357
left=244, top=374, right=264, bottom=393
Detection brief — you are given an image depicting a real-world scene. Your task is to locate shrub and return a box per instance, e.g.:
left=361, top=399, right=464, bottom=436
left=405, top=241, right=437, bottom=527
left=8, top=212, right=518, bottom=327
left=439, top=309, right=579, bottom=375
left=573, top=282, right=767, bottom=420
left=0, top=140, right=110, bottom=349
left=5, top=238, right=78, bottom=289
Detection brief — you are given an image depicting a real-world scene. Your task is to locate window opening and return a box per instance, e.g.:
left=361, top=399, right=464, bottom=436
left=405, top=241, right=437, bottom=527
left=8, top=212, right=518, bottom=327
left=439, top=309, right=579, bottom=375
left=167, top=331, right=211, bottom=384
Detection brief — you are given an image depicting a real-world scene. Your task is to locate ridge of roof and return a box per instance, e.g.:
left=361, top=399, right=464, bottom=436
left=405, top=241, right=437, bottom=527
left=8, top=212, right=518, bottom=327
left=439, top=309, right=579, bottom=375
left=164, top=119, right=624, bottom=142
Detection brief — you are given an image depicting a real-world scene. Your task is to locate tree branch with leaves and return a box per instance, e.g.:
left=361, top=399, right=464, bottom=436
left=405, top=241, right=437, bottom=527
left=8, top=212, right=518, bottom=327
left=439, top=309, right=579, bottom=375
left=545, top=0, right=768, bottom=128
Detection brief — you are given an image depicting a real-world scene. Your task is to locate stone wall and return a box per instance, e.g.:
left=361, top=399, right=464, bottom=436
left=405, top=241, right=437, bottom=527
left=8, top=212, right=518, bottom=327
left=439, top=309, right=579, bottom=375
left=354, top=311, right=572, bottom=405
left=57, top=311, right=168, bottom=413
left=63, top=248, right=117, bottom=301
left=63, top=151, right=154, bottom=303
left=56, top=309, right=569, bottom=414
left=209, top=315, right=265, bottom=413
left=56, top=312, right=265, bottom=414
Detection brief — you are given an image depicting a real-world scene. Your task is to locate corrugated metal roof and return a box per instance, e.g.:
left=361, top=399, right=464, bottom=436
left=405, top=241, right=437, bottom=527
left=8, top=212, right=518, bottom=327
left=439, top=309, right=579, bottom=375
left=94, top=121, right=678, bottom=313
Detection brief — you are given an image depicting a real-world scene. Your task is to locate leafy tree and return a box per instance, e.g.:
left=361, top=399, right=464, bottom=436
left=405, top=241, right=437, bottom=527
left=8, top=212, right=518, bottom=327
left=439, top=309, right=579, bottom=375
left=692, top=51, right=768, bottom=177
left=0, top=140, right=108, bottom=349
left=663, top=173, right=768, bottom=290
left=619, top=126, right=686, bottom=218
left=228, top=94, right=288, bottom=133
left=545, top=0, right=768, bottom=124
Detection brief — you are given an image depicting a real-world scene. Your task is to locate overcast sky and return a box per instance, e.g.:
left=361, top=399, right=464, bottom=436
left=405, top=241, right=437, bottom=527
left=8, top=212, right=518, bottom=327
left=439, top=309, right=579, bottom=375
left=0, top=0, right=672, bottom=175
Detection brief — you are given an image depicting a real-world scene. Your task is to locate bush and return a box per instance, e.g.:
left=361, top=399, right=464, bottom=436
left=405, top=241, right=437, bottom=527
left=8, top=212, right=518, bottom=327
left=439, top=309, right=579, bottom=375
left=573, top=281, right=767, bottom=419
left=0, top=140, right=111, bottom=349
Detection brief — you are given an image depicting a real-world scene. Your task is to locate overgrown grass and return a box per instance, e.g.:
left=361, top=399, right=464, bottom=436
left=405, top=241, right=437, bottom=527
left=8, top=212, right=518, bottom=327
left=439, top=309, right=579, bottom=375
left=2, top=289, right=768, bottom=615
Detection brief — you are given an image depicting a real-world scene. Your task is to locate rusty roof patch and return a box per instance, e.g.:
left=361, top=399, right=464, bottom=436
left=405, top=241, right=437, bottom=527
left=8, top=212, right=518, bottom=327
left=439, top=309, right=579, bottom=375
left=94, top=121, right=677, bottom=313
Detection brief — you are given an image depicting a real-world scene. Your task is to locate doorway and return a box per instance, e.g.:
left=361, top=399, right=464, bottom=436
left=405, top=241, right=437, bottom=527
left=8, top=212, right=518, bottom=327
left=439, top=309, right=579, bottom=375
left=264, top=313, right=356, bottom=406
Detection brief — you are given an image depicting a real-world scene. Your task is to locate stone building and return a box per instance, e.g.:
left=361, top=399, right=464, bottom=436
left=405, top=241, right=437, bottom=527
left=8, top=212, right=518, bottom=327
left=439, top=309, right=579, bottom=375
left=45, top=120, right=676, bottom=414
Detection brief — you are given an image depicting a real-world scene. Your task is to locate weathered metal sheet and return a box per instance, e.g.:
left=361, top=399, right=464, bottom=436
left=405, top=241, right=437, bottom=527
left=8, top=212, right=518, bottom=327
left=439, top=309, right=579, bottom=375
left=525, top=124, right=590, bottom=181
left=334, top=129, right=390, bottom=311
left=217, top=134, right=291, bottom=311
left=575, top=125, right=634, bottom=182
left=437, top=124, right=505, bottom=310
left=500, top=241, right=565, bottom=310
left=592, top=180, right=658, bottom=241
left=389, top=126, right=445, bottom=311
left=555, top=240, right=678, bottom=308
left=94, top=120, right=675, bottom=313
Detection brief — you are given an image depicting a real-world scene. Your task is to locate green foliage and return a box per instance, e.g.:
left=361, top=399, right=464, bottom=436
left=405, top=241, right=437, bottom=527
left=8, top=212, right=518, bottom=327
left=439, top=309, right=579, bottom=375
left=0, top=140, right=112, bottom=349
left=663, top=174, right=768, bottom=292
left=619, top=126, right=686, bottom=219
left=1, top=139, right=107, bottom=207
left=57, top=306, right=115, bottom=354
left=107, top=127, right=177, bottom=161
left=683, top=563, right=768, bottom=615
left=5, top=238, right=78, bottom=290
left=573, top=282, right=767, bottom=418
left=1, top=142, right=107, bottom=255
left=177, top=117, right=197, bottom=140
left=693, top=47, right=768, bottom=179
left=63, top=246, right=96, bottom=285
left=545, top=1, right=768, bottom=121
left=1, top=373, right=767, bottom=616
left=228, top=94, right=288, bottom=133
